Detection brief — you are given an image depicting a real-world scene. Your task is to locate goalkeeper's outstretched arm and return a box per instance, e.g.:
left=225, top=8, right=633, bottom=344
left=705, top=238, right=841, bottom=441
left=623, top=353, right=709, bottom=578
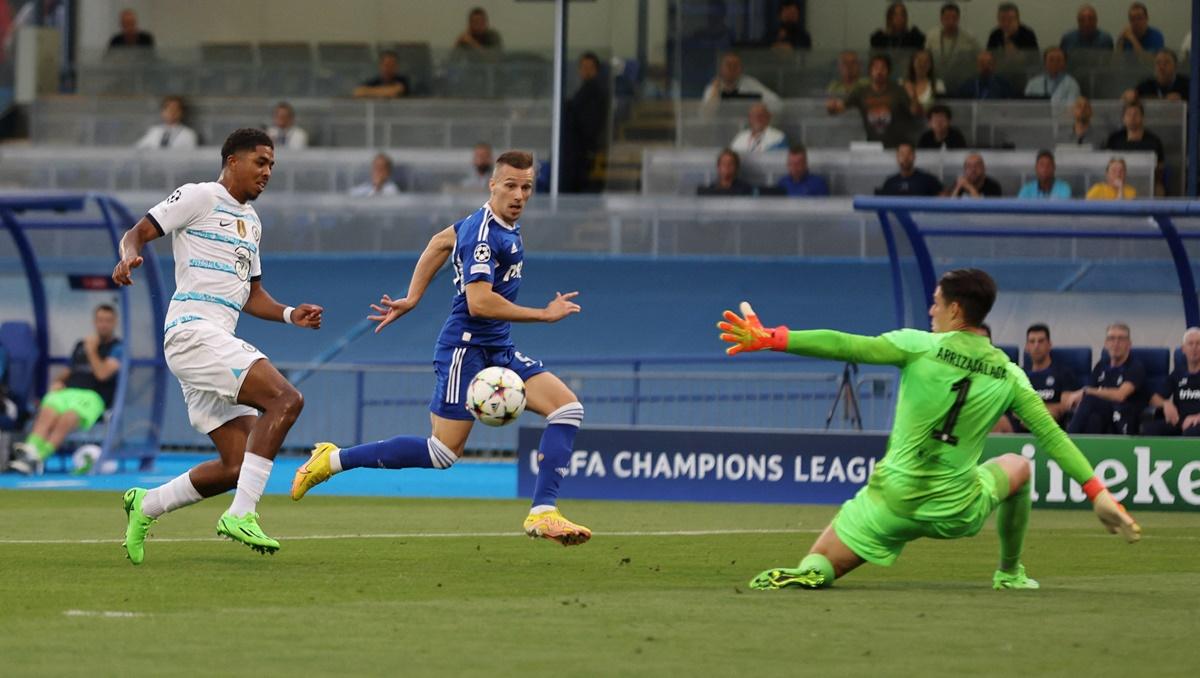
left=1011, top=381, right=1142, bottom=543
left=717, top=302, right=913, bottom=366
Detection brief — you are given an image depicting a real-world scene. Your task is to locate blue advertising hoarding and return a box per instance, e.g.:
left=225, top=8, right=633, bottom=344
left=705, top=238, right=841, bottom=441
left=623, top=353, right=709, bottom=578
left=516, top=426, right=887, bottom=504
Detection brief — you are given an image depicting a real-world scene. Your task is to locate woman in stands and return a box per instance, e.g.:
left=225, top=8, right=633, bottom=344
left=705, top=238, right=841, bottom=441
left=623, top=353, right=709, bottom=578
left=901, top=49, right=945, bottom=116
left=1086, top=157, right=1137, bottom=200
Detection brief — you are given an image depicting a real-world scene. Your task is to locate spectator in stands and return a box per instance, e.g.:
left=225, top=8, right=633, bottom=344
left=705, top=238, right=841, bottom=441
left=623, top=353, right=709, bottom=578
left=902, top=49, right=945, bottom=115
left=107, top=8, right=153, bottom=49
left=1086, top=156, right=1137, bottom=200
left=947, top=153, right=1002, bottom=198
left=562, top=52, right=609, bottom=192
left=917, top=104, right=967, bottom=149
left=266, top=102, right=308, bottom=150
left=730, top=102, right=787, bottom=154
left=354, top=50, right=409, bottom=98
left=1003, top=323, right=1080, bottom=432
left=134, top=95, right=198, bottom=150
left=453, top=7, right=503, bottom=57
left=826, top=54, right=913, bottom=147
left=697, top=148, right=753, bottom=196
left=1063, top=322, right=1147, bottom=435
left=1130, top=49, right=1189, bottom=100
left=460, top=142, right=493, bottom=190
left=987, top=3, right=1039, bottom=53
left=1144, top=327, right=1200, bottom=436
left=777, top=144, right=829, bottom=197
left=1018, top=150, right=1072, bottom=199
left=7, top=304, right=122, bottom=476
left=877, top=142, right=943, bottom=196
left=952, top=50, right=1015, bottom=99
left=870, top=2, right=925, bottom=50
left=1024, top=47, right=1081, bottom=106
left=826, top=50, right=868, bottom=98
left=350, top=153, right=400, bottom=197
left=1104, top=100, right=1164, bottom=193
left=1060, top=95, right=1099, bottom=146
left=768, top=0, right=811, bottom=51
left=1061, top=4, right=1114, bottom=52
left=925, top=3, right=980, bottom=74
left=1116, top=2, right=1164, bottom=55
left=702, top=52, right=782, bottom=115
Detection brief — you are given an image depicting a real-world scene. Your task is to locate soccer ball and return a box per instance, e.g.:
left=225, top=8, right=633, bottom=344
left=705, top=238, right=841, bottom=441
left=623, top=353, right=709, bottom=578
left=466, top=366, right=527, bottom=426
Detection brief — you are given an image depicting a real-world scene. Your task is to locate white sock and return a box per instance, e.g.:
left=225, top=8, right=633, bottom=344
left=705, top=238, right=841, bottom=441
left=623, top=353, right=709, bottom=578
left=530, top=504, right=557, bottom=515
left=142, top=472, right=203, bottom=519
left=228, top=452, right=273, bottom=516
left=330, top=450, right=343, bottom=474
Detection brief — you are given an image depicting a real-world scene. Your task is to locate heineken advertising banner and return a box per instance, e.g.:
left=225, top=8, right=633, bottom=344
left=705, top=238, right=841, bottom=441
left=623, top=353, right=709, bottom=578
left=517, top=427, right=1200, bottom=511
left=982, top=435, right=1200, bottom=512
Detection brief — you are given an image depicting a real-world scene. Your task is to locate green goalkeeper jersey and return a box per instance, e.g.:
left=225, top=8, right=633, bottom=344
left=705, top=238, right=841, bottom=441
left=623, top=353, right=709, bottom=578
left=785, top=328, right=1095, bottom=520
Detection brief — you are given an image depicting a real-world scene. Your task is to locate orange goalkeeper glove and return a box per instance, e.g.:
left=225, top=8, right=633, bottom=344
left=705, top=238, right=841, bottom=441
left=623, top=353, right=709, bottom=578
left=1084, top=478, right=1141, bottom=543
left=717, top=302, right=789, bottom=355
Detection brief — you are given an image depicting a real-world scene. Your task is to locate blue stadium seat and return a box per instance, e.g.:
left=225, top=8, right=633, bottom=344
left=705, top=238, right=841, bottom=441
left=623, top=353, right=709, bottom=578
left=1174, top=347, right=1185, bottom=373
left=1099, top=348, right=1171, bottom=397
left=1024, top=347, right=1092, bottom=387
left=996, top=345, right=1019, bottom=363
left=0, top=321, right=39, bottom=412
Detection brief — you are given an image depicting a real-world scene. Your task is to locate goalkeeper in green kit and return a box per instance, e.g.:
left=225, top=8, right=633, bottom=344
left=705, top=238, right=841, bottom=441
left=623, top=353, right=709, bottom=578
left=718, top=269, right=1141, bottom=591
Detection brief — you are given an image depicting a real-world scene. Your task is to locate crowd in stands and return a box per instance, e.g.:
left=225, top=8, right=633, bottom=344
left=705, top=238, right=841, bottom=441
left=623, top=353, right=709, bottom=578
left=992, top=323, right=1200, bottom=438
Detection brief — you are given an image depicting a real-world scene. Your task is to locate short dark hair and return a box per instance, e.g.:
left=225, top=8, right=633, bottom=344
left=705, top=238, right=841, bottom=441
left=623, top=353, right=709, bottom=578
left=927, top=103, right=952, bottom=120
left=1026, top=323, right=1051, bottom=341
left=940, top=2, right=960, bottom=16
left=997, top=2, right=1020, bottom=17
left=1124, top=99, right=1145, bottom=115
left=221, top=128, right=273, bottom=168
left=1129, top=2, right=1148, bottom=17
left=896, top=141, right=915, bottom=152
left=1157, top=48, right=1177, bottom=64
left=161, top=95, right=185, bottom=111
left=1035, top=149, right=1055, bottom=164
left=469, top=6, right=487, bottom=18
left=95, top=303, right=117, bottom=316
left=275, top=101, right=294, bottom=115
left=869, top=53, right=892, bottom=73
left=886, top=2, right=906, bottom=22
left=379, top=50, right=398, bottom=62
left=717, top=148, right=741, bottom=170
left=788, top=143, right=808, bottom=156
left=496, top=150, right=534, bottom=170
left=580, top=52, right=601, bottom=69
left=938, top=268, right=997, bottom=327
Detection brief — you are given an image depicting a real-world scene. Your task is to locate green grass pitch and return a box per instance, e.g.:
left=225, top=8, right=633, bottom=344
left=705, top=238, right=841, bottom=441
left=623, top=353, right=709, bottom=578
left=0, top=490, right=1196, bottom=677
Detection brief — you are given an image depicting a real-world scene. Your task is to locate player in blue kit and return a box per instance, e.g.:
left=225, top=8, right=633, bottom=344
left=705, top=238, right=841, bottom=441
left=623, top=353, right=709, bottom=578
left=291, top=151, right=592, bottom=546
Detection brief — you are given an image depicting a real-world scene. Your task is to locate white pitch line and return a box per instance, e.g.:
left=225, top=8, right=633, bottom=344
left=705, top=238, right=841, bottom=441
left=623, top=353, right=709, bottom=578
left=0, top=528, right=818, bottom=546
left=63, top=610, right=146, bottom=618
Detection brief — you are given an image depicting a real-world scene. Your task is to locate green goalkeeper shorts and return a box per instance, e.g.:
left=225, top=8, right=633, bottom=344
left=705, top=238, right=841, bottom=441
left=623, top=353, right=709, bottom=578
left=41, top=388, right=106, bottom=431
left=832, top=463, right=1009, bottom=566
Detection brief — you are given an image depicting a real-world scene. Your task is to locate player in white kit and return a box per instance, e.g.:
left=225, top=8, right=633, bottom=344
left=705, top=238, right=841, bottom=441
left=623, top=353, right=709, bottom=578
left=112, top=128, right=323, bottom=564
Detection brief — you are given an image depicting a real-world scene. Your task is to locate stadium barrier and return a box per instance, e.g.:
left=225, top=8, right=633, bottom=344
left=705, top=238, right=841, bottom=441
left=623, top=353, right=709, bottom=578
left=516, top=427, right=1200, bottom=511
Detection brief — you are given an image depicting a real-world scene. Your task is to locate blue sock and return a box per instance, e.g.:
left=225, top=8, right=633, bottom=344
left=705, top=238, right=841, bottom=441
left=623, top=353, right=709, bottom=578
left=531, top=402, right=584, bottom=507
left=338, top=435, right=457, bottom=471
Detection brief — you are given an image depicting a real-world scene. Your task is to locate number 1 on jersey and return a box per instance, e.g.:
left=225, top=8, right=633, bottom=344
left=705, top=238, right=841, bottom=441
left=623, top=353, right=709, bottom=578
left=931, top=377, right=972, bottom=446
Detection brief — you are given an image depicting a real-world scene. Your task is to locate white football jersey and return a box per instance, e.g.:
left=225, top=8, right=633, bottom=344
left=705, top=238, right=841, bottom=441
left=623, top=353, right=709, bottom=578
left=147, top=182, right=263, bottom=336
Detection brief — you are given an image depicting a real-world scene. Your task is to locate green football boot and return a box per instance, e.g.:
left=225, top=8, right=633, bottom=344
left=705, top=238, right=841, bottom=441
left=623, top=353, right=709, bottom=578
left=216, top=512, right=280, bottom=555
left=992, top=564, right=1040, bottom=590
left=749, top=566, right=827, bottom=591
left=122, top=487, right=155, bottom=566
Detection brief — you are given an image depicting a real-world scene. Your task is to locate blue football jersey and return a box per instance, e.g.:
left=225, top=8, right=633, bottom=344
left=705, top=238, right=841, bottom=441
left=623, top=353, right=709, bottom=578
left=437, top=203, right=524, bottom=347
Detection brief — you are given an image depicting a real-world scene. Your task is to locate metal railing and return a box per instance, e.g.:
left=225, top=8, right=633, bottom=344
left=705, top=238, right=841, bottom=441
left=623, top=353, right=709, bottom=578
left=273, top=357, right=897, bottom=452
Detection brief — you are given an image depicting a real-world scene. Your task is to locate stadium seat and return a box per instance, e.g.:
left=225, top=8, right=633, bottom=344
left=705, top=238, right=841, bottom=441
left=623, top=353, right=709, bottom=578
left=1099, top=348, right=1171, bottom=397
left=996, top=345, right=1019, bottom=363
left=1174, top=347, right=1185, bottom=373
left=0, top=322, right=39, bottom=416
left=378, top=42, right=433, bottom=96
left=1024, top=347, right=1093, bottom=388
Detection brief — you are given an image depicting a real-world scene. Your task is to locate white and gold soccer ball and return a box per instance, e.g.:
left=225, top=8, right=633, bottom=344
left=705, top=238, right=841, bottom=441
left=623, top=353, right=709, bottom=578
left=466, top=366, right=527, bottom=427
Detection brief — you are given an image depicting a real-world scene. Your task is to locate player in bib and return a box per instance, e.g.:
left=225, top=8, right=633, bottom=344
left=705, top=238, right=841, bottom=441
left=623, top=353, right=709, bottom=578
left=718, top=269, right=1141, bottom=590
left=112, top=128, right=323, bottom=563
left=290, top=151, right=591, bottom=546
